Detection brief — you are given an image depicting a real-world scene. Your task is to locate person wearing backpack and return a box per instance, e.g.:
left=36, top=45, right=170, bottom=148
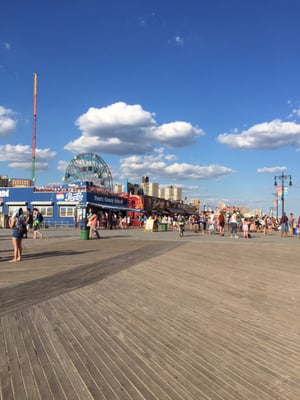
left=9, top=208, right=26, bottom=262
left=33, top=208, right=43, bottom=239
left=24, top=207, right=33, bottom=238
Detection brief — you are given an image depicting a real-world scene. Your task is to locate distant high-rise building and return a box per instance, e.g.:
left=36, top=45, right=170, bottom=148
left=114, top=184, right=124, bottom=193
left=0, top=176, right=34, bottom=187
left=160, top=185, right=182, bottom=201
left=142, top=182, right=159, bottom=197
left=0, top=176, right=9, bottom=187
left=10, top=178, right=32, bottom=187
left=159, top=187, right=165, bottom=199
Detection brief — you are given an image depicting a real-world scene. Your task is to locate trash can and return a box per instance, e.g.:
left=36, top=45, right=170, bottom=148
left=80, top=227, right=89, bottom=240
left=161, top=223, right=168, bottom=231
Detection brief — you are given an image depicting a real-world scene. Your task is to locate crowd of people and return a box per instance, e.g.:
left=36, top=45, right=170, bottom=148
left=7, top=206, right=300, bottom=262
left=82, top=209, right=300, bottom=239
left=139, top=210, right=300, bottom=239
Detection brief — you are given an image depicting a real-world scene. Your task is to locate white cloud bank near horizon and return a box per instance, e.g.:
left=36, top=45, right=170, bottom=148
left=119, top=152, right=233, bottom=182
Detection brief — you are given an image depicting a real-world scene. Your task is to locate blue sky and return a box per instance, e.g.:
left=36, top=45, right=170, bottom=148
left=1, top=0, right=300, bottom=216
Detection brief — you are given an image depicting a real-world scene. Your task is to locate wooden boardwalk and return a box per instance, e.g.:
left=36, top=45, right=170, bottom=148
left=0, top=231, right=300, bottom=399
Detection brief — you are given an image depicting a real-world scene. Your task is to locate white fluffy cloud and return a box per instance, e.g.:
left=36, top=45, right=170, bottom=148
left=120, top=152, right=233, bottom=181
left=75, top=102, right=156, bottom=138
left=0, top=106, right=17, bottom=137
left=65, top=134, right=152, bottom=155
left=151, top=121, right=204, bottom=147
left=65, top=102, right=204, bottom=155
left=0, top=144, right=56, bottom=171
left=57, top=160, right=70, bottom=172
left=164, top=163, right=232, bottom=180
left=257, top=166, right=287, bottom=174
left=217, top=119, right=300, bottom=149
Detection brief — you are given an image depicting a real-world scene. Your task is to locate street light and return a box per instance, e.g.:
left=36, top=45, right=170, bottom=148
left=274, top=172, right=292, bottom=217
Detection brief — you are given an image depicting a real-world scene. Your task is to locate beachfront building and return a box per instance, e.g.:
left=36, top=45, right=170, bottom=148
left=0, top=182, right=140, bottom=228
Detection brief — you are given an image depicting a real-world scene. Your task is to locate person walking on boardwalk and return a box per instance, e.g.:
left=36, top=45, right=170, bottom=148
left=24, top=207, right=33, bottom=238
left=262, top=215, right=268, bottom=236
left=280, top=212, right=288, bottom=237
left=208, top=211, right=215, bottom=235
left=288, top=213, right=295, bottom=237
left=9, top=208, right=26, bottom=262
left=242, top=218, right=249, bottom=239
left=230, top=211, right=239, bottom=238
left=218, top=212, right=225, bottom=236
left=88, top=209, right=100, bottom=239
left=32, top=208, right=43, bottom=239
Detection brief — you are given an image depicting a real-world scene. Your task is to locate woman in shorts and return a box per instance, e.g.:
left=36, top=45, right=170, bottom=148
left=9, top=208, right=25, bottom=262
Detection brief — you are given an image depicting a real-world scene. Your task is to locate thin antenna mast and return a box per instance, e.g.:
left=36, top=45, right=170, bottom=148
left=31, top=72, right=37, bottom=185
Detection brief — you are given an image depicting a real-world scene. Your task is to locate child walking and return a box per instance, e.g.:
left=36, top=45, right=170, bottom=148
left=242, top=219, right=249, bottom=239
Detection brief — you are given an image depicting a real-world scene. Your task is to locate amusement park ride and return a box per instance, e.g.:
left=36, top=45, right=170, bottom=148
left=63, top=153, right=114, bottom=191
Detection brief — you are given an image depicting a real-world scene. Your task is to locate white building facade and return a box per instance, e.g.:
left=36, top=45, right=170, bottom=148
left=142, top=182, right=159, bottom=197
left=160, top=186, right=182, bottom=201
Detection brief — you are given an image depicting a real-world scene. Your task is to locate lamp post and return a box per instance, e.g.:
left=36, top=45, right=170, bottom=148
left=274, top=172, right=292, bottom=217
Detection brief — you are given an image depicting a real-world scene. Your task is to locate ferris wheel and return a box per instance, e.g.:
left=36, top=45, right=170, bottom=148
left=63, top=153, right=113, bottom=190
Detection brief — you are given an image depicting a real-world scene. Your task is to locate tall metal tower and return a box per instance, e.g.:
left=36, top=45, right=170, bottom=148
left=31, top=72, right=38, bottom=185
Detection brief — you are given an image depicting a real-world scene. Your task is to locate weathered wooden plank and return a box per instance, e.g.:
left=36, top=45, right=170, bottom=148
left=129, top=266, right=300, bottom=396
left=5, top=313, right=41, bottom=400
left=51, top=295, right=158, bottom=400
left=0, top=317, right=14, bottom=400
left=0, top=240, right=179, bottom=317
left=18, top=310, right=54, bottom=399
left=1, top=314, right=27, bottom=399
left=84, top=295, right=198, bottom=400
left=62, top=291, right=175, bottom=400
left=26, top=307, right=82, bottom=400
left=42, top=300, right=117, bottom=400
left=24, top=308, right=67, bottom=399
left=92, top=257, right=300, bottom=400
left=32, top=306, right=95, bottom=400
left=81, top=285, right=259, bottom=400
left=80, top=289, right=244, bottom=400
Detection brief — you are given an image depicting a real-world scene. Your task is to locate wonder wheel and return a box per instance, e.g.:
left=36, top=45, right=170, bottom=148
left=64, top=153, right=113, bottom=190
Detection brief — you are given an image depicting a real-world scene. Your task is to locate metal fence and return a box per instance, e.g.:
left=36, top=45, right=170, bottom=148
left=41, top=220, right=75, bottom=229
